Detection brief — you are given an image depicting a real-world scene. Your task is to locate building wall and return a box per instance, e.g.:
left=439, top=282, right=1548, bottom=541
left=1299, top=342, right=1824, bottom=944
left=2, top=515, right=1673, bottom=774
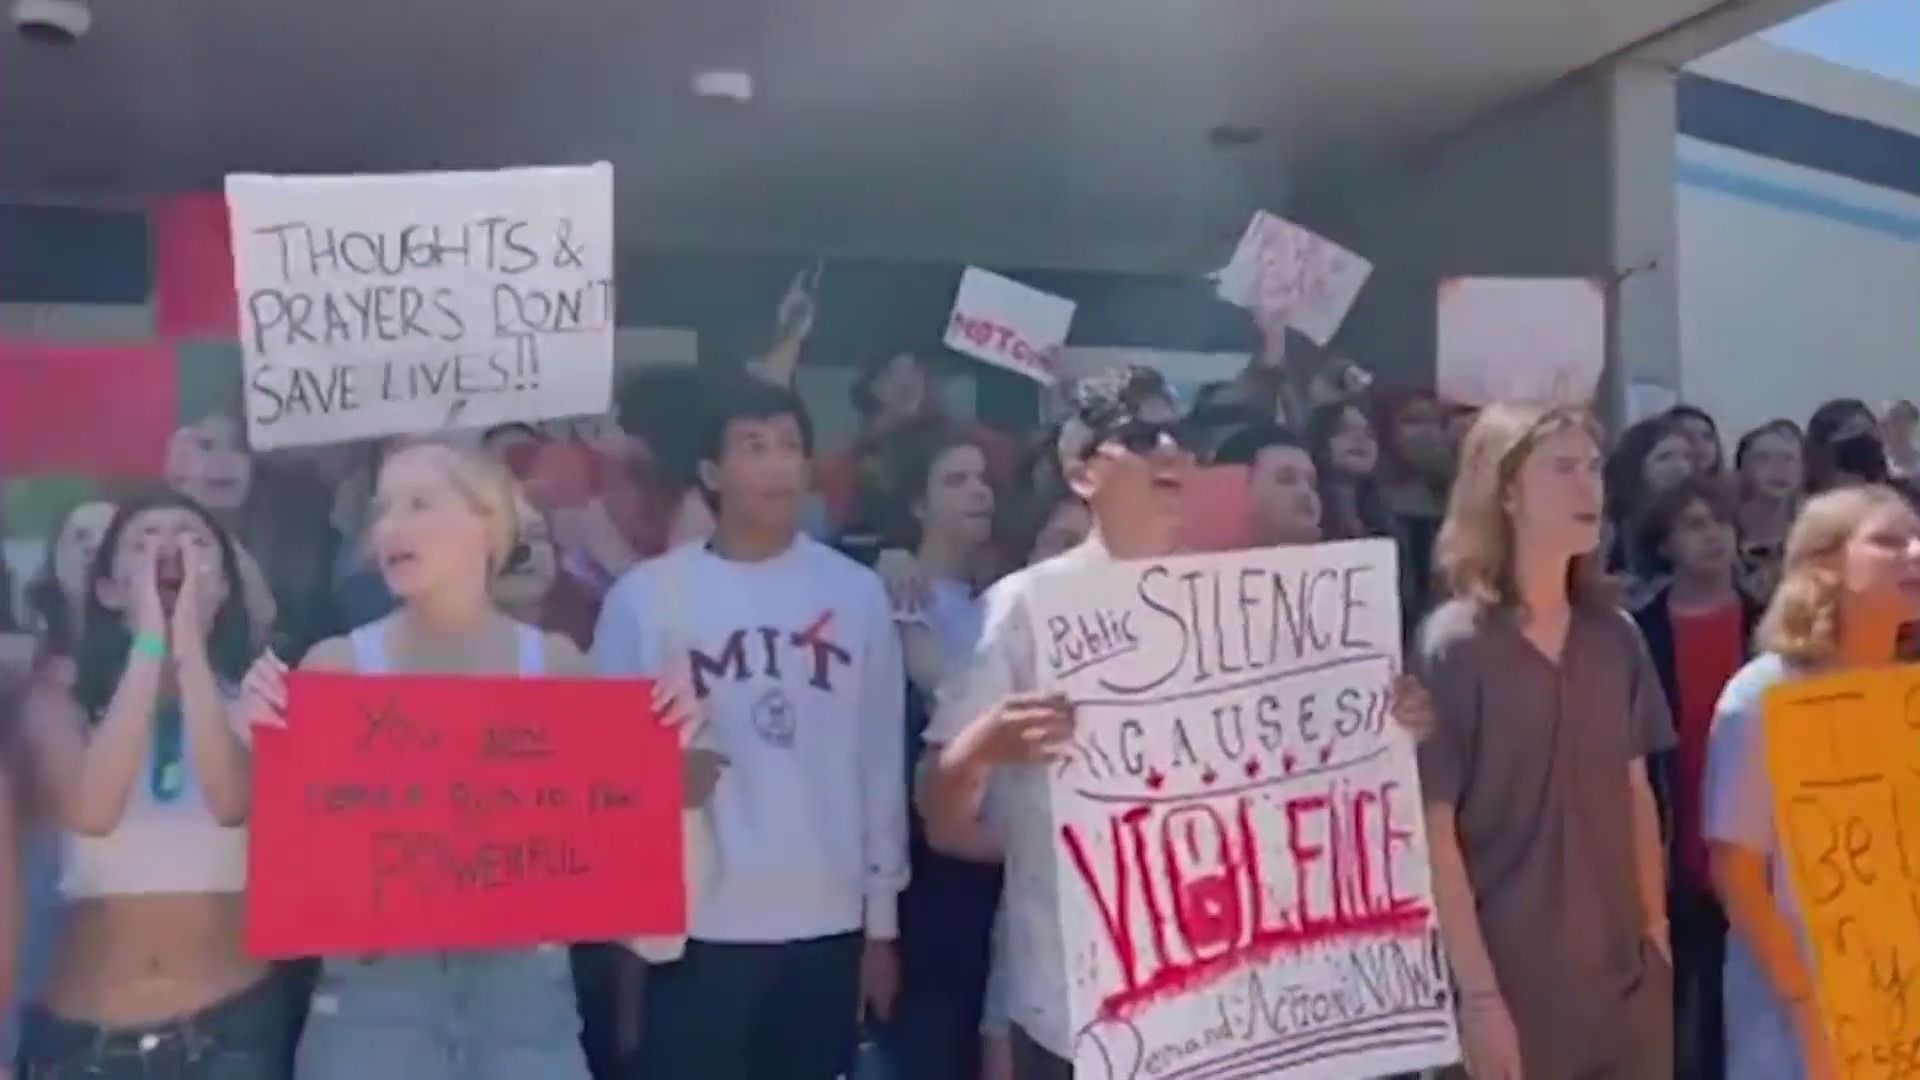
left=1294, top=61, right=1682, bottom=420
left=1674, top=39, right=1920, bottom=441
left=0, top=205, right=1269, bottom=603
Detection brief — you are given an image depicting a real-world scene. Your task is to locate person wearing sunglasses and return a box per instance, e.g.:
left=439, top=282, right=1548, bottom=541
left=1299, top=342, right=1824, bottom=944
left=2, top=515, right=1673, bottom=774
left=914, top=373, right=1194, bottom=1079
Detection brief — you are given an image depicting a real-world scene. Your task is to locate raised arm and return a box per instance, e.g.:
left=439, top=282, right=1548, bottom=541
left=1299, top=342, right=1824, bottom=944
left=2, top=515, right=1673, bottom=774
left=22, top=651, right=159, bottom=837
left=175, top=557, right=253, bottom=826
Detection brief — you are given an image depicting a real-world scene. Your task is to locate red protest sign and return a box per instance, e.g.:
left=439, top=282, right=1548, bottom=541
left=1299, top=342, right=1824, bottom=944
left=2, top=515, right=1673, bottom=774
left=246, top=671, right=684, bottom=958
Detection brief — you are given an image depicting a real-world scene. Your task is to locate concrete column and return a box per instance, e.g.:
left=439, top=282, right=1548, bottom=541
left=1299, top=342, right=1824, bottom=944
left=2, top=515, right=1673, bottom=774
left=1295, top=60, right=1681, bottom=427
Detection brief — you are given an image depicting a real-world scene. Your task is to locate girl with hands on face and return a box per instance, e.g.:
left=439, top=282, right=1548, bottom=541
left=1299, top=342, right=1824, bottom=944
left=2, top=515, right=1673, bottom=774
left=15, top=490, right=282, bottom=1080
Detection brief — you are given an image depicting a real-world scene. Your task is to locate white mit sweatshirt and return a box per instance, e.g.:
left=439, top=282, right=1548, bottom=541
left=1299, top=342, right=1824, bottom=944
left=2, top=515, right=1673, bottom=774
left=593, top=536, right=910, bottom=944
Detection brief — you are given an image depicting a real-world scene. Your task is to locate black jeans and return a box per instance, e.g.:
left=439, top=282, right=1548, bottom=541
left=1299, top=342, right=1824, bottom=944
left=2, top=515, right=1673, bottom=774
left=634, top=934, right=863, bottom=1080
left=1010, top=1025, right=1070, bottom=1080
left=17, top=975, right=290, bottom=1080
left=571, top=943, right=645, bottom=1080
left=1672, top=887, right=1727, bottom=1080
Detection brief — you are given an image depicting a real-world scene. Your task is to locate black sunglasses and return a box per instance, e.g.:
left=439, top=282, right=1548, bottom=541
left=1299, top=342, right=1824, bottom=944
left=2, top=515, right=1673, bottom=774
left=1084, top=419, right=1186, bottom=460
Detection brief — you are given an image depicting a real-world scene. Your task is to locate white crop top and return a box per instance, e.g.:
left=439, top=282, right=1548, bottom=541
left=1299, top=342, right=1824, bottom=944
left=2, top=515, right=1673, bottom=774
left=60, top=696, right=250, bottom=898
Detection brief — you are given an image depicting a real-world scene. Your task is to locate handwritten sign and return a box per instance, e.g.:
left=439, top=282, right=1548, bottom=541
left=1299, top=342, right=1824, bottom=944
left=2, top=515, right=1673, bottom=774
left=1025, top=540, right=1458, bottom=1080
left=1764, top=665, right=1920, bottom=1075
left=247, top=671, right=684, bottom=957
left=1436, top=277, right=1605, bottom=408
left=1213, top=212, right=1372, bottom=347
left=944, top=267, right=1074, bottom=384
left=226, top=163, right=615, bottom=450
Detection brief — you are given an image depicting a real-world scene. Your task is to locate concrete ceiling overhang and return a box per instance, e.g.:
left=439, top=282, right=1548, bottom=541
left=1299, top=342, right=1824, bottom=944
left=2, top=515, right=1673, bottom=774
left=0, top=0, right=1831, bottom=272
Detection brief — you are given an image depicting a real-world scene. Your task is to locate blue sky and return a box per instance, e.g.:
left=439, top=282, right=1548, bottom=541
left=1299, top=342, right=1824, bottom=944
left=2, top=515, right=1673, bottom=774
left=1765, top=0, right=1920, bottom=84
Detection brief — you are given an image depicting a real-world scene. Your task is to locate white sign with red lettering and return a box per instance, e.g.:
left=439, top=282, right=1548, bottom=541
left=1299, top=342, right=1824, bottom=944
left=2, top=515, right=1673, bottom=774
left=1214, top=212, right=1372, bottom=347
left=1023, top=540, right=1459, bottom=1080
left=1436, top=277, right=1606, bottom=408
left=943, top=267, right=1074, bottom=384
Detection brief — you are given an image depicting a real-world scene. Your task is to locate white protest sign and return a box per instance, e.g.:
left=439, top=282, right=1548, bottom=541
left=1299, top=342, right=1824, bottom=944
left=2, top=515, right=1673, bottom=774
left=1437, top=277, right=1606, bottom=409
left=1026, top=539, right=1458, bottom=1080
left=227, top=163, right=615, bottom=450
left=944, top=267, right=1074, bottom=384
left=1213, top=212, right=1372, bottom=347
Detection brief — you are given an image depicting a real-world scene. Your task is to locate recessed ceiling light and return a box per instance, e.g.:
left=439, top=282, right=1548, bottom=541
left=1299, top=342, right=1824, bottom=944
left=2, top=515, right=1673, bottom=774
left=1207, top=123, right=1264, bottom=149
left=13, top=0, right=90, bottom=42
left=691, top=70, right=754, bottom=104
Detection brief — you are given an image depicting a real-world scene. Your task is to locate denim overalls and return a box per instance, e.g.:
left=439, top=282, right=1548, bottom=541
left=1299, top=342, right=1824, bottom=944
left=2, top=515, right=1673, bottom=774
left=293, top=619, right=589, bottom=1080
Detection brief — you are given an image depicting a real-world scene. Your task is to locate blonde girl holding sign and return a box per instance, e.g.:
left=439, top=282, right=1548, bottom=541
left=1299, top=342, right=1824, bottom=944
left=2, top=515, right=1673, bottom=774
left=1704, top=485, right=1920, bottom=1080
left=238, top=440, right=708, bottom=1080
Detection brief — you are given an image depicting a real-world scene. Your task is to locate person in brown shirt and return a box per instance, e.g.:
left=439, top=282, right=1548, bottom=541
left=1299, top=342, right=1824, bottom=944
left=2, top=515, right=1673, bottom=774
left=1417, top=404, right=1676, bottom=1080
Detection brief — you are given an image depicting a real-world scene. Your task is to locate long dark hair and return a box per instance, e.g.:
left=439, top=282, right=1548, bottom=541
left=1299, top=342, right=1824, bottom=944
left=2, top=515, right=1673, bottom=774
left=73, top=490, right=254, bottom=720
left=1805, top=398, right=1879, bottom=492
left=24, top=500, right=104, bottom=661
left=1664, top=404, right=1724, bottom=476
left=1603, top=416, right=1686, bottom=524
left=861, top=419, right=995, bottom=552
left=1305, top=402, right=1394, bottom=541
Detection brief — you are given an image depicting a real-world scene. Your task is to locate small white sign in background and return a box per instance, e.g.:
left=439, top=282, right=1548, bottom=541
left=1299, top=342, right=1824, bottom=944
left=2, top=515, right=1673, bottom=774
left=1437, top=277, right=1606, bottom=409
left=944, top=267, right=1075, bottom=385
left=227, top=163, right=615, bottom=450
left=1214, top=212, right=1373, bottom=347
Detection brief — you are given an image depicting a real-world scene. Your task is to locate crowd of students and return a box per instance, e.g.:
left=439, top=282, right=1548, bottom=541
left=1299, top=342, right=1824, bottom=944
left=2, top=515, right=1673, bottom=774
left=0, top=325, right=1917, bottom=1080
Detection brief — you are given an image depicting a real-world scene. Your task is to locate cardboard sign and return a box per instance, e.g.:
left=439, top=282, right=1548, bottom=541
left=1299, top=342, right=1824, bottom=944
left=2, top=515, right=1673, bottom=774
left=1023, top=540, right=1459, bottom=1080
left=1214, top=212, right=1373, bottom=347
left=247, top=671, right=685, bottom=957
left=0, top=342, right=176, bottom=477
left=1764, top=665, right=1920, bottom=1074
left=943, top=267, right=1074, bottom=384
left=1436, top=277, right=1606, bottom=408
left=226, top=163, right=616, bottom=450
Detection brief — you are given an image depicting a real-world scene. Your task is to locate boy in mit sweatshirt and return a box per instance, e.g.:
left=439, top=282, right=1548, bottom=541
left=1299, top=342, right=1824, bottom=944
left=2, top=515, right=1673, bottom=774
left=594, top=378, right=908, bottom=1080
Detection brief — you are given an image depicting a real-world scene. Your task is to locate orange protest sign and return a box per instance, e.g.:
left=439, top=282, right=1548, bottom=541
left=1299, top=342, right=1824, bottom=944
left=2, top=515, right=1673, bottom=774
left=247, top=671, right=685, bottom=957
left=1764, top=664, right=1920, bottom=1075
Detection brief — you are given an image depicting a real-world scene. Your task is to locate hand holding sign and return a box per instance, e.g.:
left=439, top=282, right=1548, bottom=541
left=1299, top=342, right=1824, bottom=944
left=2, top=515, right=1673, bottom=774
left=1213, top=212, right=1372, bottom=347
left=950, top=691, right=1076, bottom=767
left=237, top=650, right=290, bottom=730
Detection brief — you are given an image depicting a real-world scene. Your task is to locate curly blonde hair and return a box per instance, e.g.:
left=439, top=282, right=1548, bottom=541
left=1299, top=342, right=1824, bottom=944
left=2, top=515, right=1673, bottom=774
left=1756, top=485, right=1913, bottom=666
left=1435, top=402, right=1610, bottom=613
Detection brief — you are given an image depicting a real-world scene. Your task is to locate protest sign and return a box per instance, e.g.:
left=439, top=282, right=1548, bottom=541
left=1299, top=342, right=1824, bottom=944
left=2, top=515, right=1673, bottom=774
left=944, top=267, right=1074, bottom=384
left=226, top=163, right=615, bottom=450
left=247, top=671, right=684, bottom=957
left=1764, top=664, right=1920, bottom=1075
left=1213, top=212, right=1372, bottom=347
left=1024, top=539, right=1458, bottom=1080
left=1436, top=277, right=1606, bottom=408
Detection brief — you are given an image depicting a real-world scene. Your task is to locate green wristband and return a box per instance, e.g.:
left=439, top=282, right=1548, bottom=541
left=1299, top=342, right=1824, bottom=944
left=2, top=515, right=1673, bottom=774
left=131, top=631, right=167, bottom=661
